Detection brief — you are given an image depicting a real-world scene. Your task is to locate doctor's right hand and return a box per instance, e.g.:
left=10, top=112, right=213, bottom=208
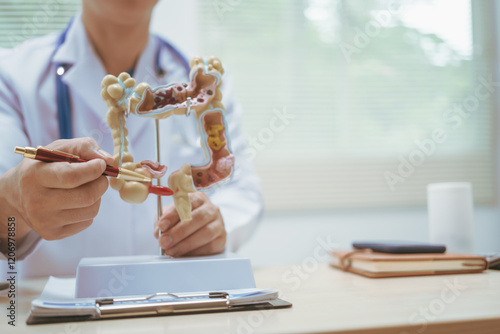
left=0, top=138, right=113, bottom=246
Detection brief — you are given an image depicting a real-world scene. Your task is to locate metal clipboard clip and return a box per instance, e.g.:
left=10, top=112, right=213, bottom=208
left=95, top=292, right=230, bottom=319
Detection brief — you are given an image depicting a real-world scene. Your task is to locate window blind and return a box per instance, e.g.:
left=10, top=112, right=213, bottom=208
left=0, top=0, right=79, bottom=48
left=197, top=0, right=497, bottom=210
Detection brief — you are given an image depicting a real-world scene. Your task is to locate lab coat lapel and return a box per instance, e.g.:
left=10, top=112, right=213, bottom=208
left=52, top=14, right=107, bottom=121
left=132, top=35, right=161, bottom=87
left=63, top=55, right=106, bottom=121
left=122, top=35, right=159, bottom=143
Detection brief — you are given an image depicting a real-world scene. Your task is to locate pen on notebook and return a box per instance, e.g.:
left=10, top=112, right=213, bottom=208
left=14, top=146, right=152, bottom=183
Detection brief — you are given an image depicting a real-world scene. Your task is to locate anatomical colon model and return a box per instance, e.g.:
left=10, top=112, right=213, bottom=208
left=101, top=56, right=234, bottom=222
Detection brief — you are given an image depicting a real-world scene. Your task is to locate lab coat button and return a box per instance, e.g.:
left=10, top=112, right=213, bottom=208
left=172, top=134, right=181, bottom=143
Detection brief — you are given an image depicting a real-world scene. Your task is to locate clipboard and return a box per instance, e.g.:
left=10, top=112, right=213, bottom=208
left=27, top=289, right=292, bottom=325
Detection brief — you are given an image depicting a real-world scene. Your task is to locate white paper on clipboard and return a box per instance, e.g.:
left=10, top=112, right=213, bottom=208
left=29, top=277, right=281, bottom=320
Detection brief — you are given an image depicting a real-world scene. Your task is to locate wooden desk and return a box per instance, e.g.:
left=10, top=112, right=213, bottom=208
left=1, top=264, right=499, bottom=333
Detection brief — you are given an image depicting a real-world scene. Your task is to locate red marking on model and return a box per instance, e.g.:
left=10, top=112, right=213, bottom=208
left=149, top=185, right=174, bottom=196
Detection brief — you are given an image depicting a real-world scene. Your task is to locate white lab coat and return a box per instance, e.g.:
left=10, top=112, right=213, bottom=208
left=0, top=14, right=263, bottom=278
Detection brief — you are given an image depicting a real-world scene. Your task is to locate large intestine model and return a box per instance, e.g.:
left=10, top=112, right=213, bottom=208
left=100, top=56, right=235, bottom=222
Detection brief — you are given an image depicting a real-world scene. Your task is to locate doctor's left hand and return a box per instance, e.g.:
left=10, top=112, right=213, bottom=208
left=154, top=192, right=226, bottom=257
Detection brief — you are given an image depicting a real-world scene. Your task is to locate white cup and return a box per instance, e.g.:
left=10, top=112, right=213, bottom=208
left=427, top=182, right=475, bottom=254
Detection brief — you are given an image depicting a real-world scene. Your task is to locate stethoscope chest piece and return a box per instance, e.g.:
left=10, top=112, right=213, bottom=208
left=56, top=66, right=66, bottom=76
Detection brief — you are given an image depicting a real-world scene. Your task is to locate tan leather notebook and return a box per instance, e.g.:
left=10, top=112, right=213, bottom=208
left=330, top=250, right=488, bottom=278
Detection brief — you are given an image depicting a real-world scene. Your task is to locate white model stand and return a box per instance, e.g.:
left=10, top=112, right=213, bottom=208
left=75, top=253, right=255, bottom=298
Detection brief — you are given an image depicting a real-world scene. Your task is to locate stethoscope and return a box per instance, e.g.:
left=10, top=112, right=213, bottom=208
left=54, top=18, right=190, bottom=139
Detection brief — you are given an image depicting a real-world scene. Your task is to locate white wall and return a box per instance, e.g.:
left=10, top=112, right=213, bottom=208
left=237, top=207, right=500, bottom=267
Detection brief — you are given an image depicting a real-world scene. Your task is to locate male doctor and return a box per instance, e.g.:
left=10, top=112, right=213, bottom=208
left=0, top=0, right=263, bottom=277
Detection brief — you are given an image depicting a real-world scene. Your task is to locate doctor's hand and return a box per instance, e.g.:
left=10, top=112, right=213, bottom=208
left=0, top=138, right=113, bottom=245
left=154, top=192, right=227, bottom=257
